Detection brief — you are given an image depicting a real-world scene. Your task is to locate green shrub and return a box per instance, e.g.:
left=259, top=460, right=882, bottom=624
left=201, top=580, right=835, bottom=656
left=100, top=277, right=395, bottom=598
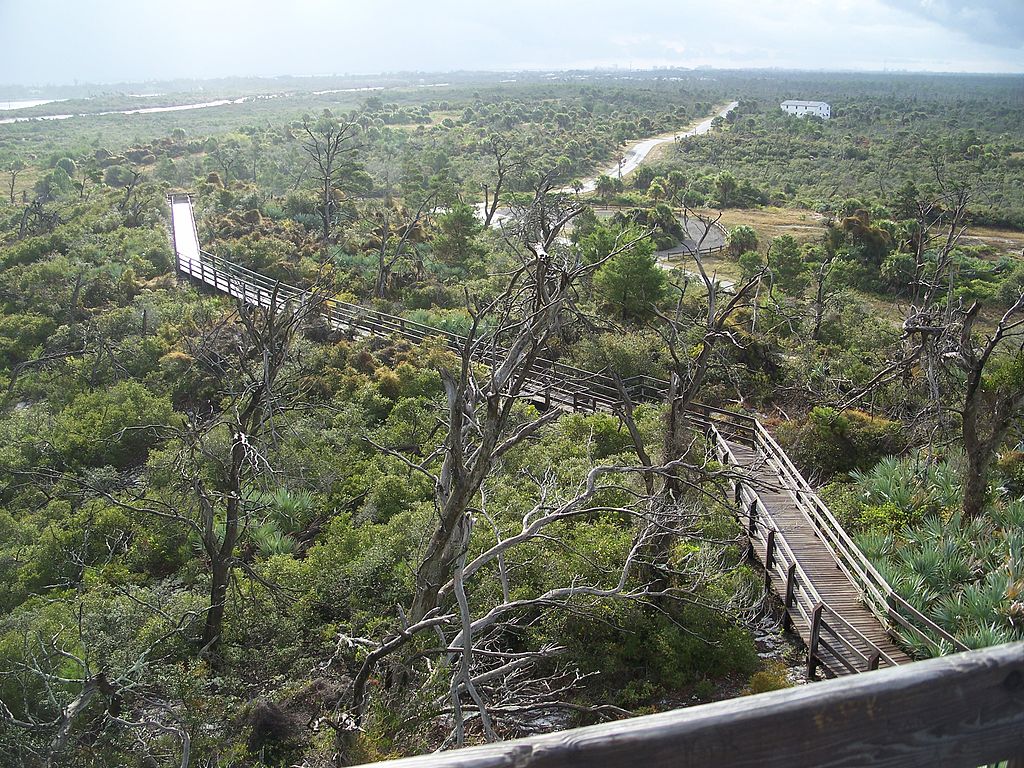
left=996, top=450, right=1024, bottom=494
left=859, top=502, right=919, bottom=533
left=746, top=661, right=792, bottom=694
left=782, top=407, right=906, bottom=479
left=568, top=330, right=669, bottom=380
left=54, top=380, right=174, bottom=468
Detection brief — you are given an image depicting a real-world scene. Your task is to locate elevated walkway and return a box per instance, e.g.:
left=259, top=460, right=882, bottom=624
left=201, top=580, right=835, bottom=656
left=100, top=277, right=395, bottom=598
left=168, top=193, right=967, bottom=678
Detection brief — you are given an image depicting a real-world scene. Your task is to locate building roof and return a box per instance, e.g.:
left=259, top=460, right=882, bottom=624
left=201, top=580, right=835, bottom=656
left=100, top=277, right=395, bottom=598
left=781, top=100, right=830, bottom=108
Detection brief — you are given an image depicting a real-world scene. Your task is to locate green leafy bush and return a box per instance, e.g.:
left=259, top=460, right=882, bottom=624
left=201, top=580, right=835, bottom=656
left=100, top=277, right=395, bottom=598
left=746, top=661, right=792, bottom=694
left=781, top=407, right=906, bottom=479
left=54, top=380, right=174, bottom=468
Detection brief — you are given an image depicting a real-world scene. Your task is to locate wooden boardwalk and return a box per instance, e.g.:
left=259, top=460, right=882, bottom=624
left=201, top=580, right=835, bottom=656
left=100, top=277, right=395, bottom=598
left=729, top=441, right=911, bottom=676
left=168, top=193, right=966, bottom=679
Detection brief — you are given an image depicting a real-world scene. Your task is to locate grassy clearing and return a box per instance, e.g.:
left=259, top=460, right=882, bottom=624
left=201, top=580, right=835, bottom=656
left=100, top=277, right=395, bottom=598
left=695, top=206, right=828, bottom=245
left=961, top=225, right=1024, bottom=260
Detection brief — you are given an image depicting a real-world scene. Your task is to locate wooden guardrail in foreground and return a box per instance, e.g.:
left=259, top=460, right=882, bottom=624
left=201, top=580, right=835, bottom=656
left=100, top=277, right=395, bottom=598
left=353, top=642, right=1024, bottom=768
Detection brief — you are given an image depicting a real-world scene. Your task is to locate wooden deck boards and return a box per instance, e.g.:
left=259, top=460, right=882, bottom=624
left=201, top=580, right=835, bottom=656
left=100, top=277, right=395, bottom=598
left=729, top=442, right=911, bottom=674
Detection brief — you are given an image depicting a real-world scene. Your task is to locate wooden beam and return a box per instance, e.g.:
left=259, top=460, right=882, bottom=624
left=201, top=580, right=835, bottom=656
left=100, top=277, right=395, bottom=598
left=354, top=643, right=1024, bottom=768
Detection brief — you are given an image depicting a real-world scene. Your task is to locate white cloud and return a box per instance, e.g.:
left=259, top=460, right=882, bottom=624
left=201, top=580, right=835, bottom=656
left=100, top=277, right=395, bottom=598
left=0, top=0, right=1020, bottom=85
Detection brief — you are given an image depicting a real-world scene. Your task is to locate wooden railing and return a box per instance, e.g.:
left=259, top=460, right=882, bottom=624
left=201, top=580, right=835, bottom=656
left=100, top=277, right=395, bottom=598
left=352, top=641, right=1024, bottom=768
left=172, top=199, right=654, bottom=413
left=696, top=416, right=899, bottom=677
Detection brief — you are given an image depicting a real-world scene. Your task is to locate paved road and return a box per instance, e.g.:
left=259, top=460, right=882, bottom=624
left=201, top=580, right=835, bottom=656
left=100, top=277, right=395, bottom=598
left=477, top=101, right=738, bottom=228
left=571, top=101, right=738, bottom=193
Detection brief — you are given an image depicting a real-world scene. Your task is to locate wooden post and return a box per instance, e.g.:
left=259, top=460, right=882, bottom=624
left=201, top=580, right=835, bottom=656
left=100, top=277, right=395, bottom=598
left=764, top=529, right=776, bottom=594
left=572, top=392, right=579, bottom=411
left=868, top=651, right=881, bottom=672
left=544, top=387, right=551, bottom=408
left=808, top=603, right=823, bottom=680
left=783, top=563, right=796, bottom=631
left=747, top=500, right=758, bottom=535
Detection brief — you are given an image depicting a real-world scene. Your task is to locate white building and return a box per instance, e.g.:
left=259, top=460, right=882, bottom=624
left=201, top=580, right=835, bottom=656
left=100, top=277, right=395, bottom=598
left=780, top=100, right=831, bottom=119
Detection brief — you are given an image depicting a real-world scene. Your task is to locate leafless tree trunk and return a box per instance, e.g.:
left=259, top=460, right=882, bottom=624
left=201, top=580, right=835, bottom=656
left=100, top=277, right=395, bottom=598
left=209, top=138, right=244, bottom=186
left=367, top=196, right=433, bottom=299
left=82, top=284, right=317, bottom=663
left=302, top=112, right=358, bottom=245
left=0, top=606, right=195, bottom=767
left=7, top=159, right=25, bottom=205
left=846, top=167, right=1024, bottom=518
left=197, top=287, right=312, bottom=656
left=482, top=135, right=518, bottom=227
left=956, top=296, right=1024, bottom=518
left=656, top=209, right=764, bottom=495
left=809, top=254, right=837, bottom=341
left=338, top=190, right=684, bottom=750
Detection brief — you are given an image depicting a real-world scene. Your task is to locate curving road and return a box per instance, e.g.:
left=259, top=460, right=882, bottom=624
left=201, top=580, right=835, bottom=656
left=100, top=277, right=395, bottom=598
left=479, top=101, right=738, bottom=227
left=572, top=101, right=738, bottom=193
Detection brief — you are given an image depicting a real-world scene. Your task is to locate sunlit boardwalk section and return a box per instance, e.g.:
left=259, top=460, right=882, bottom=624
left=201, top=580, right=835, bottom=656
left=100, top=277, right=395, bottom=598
left=169, top=193, right=201, bottom=265
left=168, top=194, right=966, bottom=678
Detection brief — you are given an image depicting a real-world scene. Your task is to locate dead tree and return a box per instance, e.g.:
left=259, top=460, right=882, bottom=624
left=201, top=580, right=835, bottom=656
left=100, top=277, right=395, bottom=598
left=335, top=190, right=676, bottom=752
left=843, top=168, right=1024, bottom=519
left=192, top=287, right=315, bottom=655
left=406, top=193, right=586, bottom=624
left=0, top=603, right=195, bottom=767
left=208, top=138, right=245, bottom=187
left=339, top=454, right=728, bottom=750
left=364, top=195, right=434, bottom=299
left=481, top=135, right=519, bottom=228
left=301, top=111, right=359, bottom=244
left=809, top=253, right=839, bottom=341
left=83, top=286, right=316, bottom=662
left=655, top=208, right=764, bottom=496
left=957, top=296, right=1024, bottom=518
left=7, top=159, right=25, bottom=205
left=897, top=292, right=1024, bottom=519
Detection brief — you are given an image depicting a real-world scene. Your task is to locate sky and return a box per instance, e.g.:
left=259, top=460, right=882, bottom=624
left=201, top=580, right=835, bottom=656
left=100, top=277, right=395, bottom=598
left=0, top=0, right=1021, bottom=85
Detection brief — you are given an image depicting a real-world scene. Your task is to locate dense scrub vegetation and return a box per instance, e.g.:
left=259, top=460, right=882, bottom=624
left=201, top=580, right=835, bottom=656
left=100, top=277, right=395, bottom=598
left=0, top=69, right=1021, bottom=766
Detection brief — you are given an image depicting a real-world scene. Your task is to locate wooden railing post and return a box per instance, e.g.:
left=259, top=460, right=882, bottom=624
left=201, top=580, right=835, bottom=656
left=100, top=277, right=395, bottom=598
left=808, top=603, right=823, bottom=680
left=783, top=563, right=797, bottom=631
left=764, top=529, right=776, bottom=571
left=868, top=651, right=881, bottom=671
left=747, top=499, right=758, bottom=535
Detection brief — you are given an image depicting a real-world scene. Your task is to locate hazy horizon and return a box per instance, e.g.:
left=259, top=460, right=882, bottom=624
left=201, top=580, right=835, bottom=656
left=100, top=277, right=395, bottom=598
left=1, top=0, right=1021, bottom=88
left=2, top=64, right=1024, bottom=94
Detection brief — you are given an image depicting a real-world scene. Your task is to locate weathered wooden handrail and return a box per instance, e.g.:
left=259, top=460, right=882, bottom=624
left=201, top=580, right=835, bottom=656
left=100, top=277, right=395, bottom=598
left=176, top=241, right=629, bottom=410
left=704, top=418, right=902, bottom=677
left=353, top=642, right=1024, bottom=768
